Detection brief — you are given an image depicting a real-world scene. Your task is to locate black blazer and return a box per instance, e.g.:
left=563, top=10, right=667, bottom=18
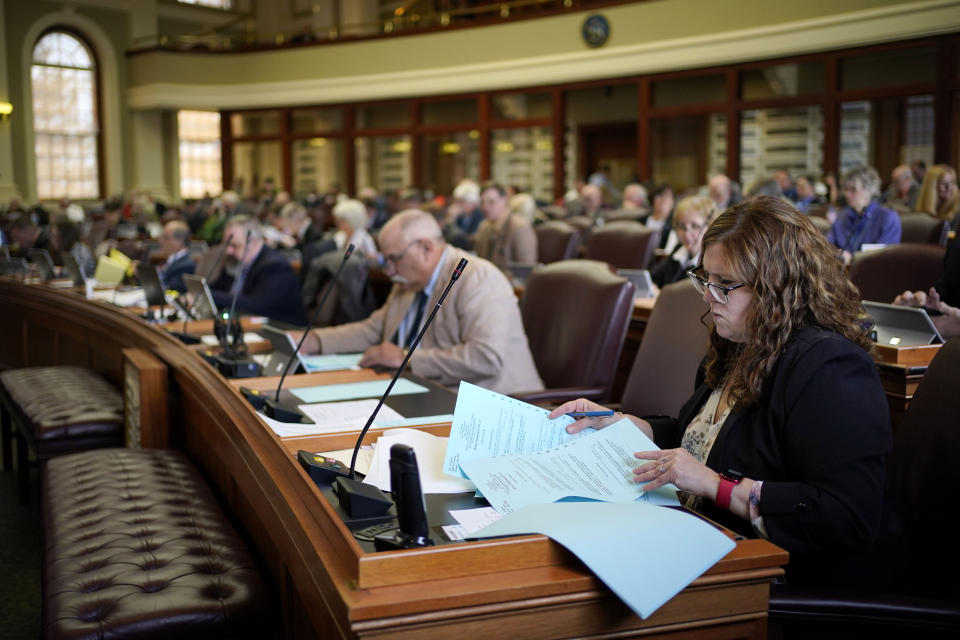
left=211, top=246, right=307, bottom=326
left=652, top=327, right=892, bottom=587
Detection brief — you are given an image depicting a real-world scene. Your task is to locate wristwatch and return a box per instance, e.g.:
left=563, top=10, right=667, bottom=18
left=715, top=471, right=741, bottom=510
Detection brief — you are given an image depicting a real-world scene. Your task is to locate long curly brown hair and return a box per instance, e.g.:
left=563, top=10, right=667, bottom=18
left=702, top=197, right=872, bottom=406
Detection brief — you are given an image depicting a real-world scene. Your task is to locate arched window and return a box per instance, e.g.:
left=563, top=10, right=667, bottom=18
left=32, top=30, right=100, bottom=200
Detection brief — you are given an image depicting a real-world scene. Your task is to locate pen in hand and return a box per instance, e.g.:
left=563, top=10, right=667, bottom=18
left=566, top=410, right=615, bottom=418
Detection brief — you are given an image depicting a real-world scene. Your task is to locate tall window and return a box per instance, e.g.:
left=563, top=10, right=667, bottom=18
left=178, top=111, right=222, bottom=198
left=32, top=31, right=99, bottom=200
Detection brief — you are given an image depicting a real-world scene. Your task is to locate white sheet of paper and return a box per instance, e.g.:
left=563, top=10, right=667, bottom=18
left=449, top=506, right=503, bottom=534
left=297, top=399, right=403, bottom=431
left=443, top=381, right=591, bottom=478
left=473, top=502, right=735, bottom=619
left=362, top=428, right=476, bottom=494
left=200, top=332, right=264, bottom=346
left=441, top=524, right=469, bottom=541
left=460, top=419, right=680, bottom=514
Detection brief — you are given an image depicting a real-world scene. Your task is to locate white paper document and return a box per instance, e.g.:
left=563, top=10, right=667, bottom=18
left=298, top=399, right=404, bottom=431
left=362, top=428, right=476, bottom=494
left=443, top=381, right=591, bottom=478
left=460, top=419, right=680, bottom=514
left=449, top=506, right=502, bottom=534
left=473, top=502, right=736, bottom=619
left=200, top=332, right=264, bottom=346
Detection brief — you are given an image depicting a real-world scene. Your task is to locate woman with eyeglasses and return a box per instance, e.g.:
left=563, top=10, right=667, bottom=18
left=649, top=196, right=714, bottom=288
left=550, top=197, right=892, bottom=587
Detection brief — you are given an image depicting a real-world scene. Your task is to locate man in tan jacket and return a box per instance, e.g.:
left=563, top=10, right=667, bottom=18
left=473, top=182, right=538, bottom=270
left=297, top=209, right=543, bottom=395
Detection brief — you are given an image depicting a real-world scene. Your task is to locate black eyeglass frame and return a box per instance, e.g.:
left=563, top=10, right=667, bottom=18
left=685, top=266, right=747, bottom=304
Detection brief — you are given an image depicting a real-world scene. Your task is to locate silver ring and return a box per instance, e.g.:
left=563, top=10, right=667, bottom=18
left=658, top=462, right=665, bottom=475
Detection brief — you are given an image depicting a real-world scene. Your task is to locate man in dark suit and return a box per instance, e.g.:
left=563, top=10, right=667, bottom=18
left=158, top=219, right=195, bottom=293
left=209, top=215, right=307, bottom=326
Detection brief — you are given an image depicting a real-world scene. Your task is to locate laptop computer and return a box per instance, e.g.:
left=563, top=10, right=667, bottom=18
left=27, top=248, right=57, bottom=281
left=617, top=268, right=655, bottom=299
left=135, top=263, right=167, bottom=307
left=183, top=273, right=219, bottom=320
left=862, top=301, right=943, bottom=346
left=62, top=252, right=87, bottom=286
left=0, top=258, right=29, bottom=276
left=505, top=262, right=541, bottom=288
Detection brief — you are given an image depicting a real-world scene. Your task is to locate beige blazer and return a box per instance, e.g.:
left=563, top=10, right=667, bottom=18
left=473, top=214, right=538, bottom=269
left=313, top=246, right=544, bottom=395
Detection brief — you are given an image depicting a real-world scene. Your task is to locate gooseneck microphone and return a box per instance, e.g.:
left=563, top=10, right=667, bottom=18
left=256, top=244, right=355, bottom=422
left=222, top=229, right=252, bottom=354
left=204, top=232, right=234, bottom=282
left=332, top=258, right=468, bottom=518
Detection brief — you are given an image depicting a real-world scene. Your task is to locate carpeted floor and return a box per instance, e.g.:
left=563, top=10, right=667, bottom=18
left=0, top=448, right=42, bottom=639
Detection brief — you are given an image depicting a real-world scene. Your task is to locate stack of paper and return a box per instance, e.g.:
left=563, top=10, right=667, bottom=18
left=360, top=428, right=475, bottom=494
left=93, top=254, right=128, bottom=286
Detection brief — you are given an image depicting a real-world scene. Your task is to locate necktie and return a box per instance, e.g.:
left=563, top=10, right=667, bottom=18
left=405, top=290, right=428, bottom=348
left=229, top=265, right=249, bottom=297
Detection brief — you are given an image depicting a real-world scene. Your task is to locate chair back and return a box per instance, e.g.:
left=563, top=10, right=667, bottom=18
left=809, top=215, right=832, bottom=236
left=849, top=244, right=946, bottom=302
left=520, top=260, right=635, bottom=401
left=621, top=279, right=711, bottom=419
left=584, top=221, right=657, bottom=270
left=806, top=203, right=830, bottom=218
left=534, top=221, right=581, bottom=264
left=564, top=216, right=594, bottom=233
left=888, top=338, right=960, bottom=595
left=899, top=212, right=949, bottom=246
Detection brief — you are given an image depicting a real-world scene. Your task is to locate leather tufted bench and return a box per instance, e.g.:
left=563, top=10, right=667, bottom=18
left=42, top=448, right=266, bottom=640
left=0, top=366, right=124, bottom=502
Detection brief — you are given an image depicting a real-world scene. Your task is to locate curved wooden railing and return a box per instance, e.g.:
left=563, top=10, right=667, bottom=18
left=0, top=276, right=787, bottom=639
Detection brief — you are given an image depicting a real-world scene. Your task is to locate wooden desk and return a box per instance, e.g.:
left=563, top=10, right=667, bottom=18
left=1, top=277, right=787, bottom=639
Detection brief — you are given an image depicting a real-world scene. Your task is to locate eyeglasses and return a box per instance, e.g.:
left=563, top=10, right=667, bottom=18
left=685, top=266, right=746, bottom=304
left=382, top=239, right=420, bottom=269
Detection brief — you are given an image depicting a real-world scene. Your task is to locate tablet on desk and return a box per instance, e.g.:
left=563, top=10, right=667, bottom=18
left=617, top=268, right=655, bottom=299
left=135, top=263, right=167, bottom=307
left=28, top=248, right=57, bottom=281
left=183, top=273, right=219, bottom=320
left=862, top=300, right=943, bottom=346
left=63, top=253, right=87, bottom=287
left=259, top=325, right=309, bottom=376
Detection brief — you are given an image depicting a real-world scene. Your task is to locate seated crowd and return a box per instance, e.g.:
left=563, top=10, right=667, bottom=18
left=1, top=160, right=958, bottom=599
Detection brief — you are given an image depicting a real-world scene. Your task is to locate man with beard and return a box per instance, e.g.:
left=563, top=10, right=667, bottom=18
left=295, top=209, right=543, bottom=394
left=208, top=215, right=306, bottom=326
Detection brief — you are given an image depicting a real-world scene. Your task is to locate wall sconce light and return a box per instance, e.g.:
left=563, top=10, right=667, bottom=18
left=0, top=102, right=12, bottom=122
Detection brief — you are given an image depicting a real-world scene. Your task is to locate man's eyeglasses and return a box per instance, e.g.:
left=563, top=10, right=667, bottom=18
left=685, top=266, right=746, bottom=304
left=382, top=240, right=420, bottom=268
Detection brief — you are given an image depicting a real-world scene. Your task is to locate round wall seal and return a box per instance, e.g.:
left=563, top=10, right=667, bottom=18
left=582, top=14, right=610, bottom=49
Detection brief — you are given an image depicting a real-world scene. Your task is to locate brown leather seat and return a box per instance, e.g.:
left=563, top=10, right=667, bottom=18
left=1, top=366, right=124, bottom=502
left=620, top=279, right=711, bottom=420
left=535, top=220, right=581, bottom=264
left=899, top=212, right=949, bottom=246
left=514, top=260, right=635, bottom=404
left=43, top=448, right=267, bottom=639
left=769, top=339, right=960, bottom=637
left=583, top=221, right=658, bottom=270
left=849, top=244, right=946, bottom=302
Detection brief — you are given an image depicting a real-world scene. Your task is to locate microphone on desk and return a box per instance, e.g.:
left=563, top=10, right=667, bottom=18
left=220, top=229, right=251, bottom=354
left=373, top=444, right=434, bottom=550
left=246, top=244, right=355, bottom=422
left=331, top=257, right=468, bottom=519
left=212, top=231, right=260, bottom=378
left=171, top=232, right=234, bottom=346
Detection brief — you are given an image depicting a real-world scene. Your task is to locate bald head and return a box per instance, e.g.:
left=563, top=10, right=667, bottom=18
left=708, top=174, right=732, bottom=208
left=379, top=210, right=446, bottom=291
